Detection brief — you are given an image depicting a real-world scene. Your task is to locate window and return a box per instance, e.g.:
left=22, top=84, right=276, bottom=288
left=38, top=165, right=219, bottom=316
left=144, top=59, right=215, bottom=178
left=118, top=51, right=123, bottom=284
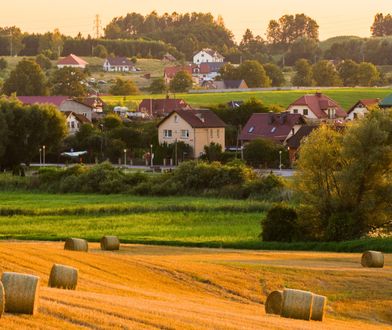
left=271, top=127, right=276, bottom=133
left=181, top=130, right=189, bottom=138
left=217, top=129, right=220, bottom=138
left=293, top=109, right=298, bottom=114
left=210, top=129, right=213, bottom=138
left=248, top=126, right=255, bottom=133
left=71, top=122, right=75, bottom=129
left=163, top=129, right=172, bottom=138
left=303, top=109, right=309, bottom=116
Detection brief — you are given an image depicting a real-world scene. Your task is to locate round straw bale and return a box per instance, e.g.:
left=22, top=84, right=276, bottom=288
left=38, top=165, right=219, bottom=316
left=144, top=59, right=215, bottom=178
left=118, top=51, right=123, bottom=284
left=361, top=251, right=384, bottom=268
left=64, top=238, right=88, bottom=252
left=1, top=272, right=40, bottom=315
left=100, top=236, right=120, bottom=251
left=48, top=264, right=78, bottom=290
left=311, top=294, right=327, bottom=321
left=0, top=281, right=4, bottom=318
left=281, top=288, right=313, bottom=321
left=265, top=290, right=283, bottom=315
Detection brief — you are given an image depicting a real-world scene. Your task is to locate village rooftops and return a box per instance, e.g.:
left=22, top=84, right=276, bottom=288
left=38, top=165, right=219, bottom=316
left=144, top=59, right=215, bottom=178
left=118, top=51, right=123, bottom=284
left=57, top=54, right=88, bottom=67
left=347, top=98, right=380, bottom=115
left=16, top=96, right=69, bottom=107
left=158, top=109, right=226, bottom=128
left=105, top=57, right=133, bottom=66
left=139, top=98, right=192, bottom=117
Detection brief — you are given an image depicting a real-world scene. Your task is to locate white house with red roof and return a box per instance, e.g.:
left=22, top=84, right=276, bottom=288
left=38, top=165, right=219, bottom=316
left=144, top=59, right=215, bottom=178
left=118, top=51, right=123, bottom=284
left=287, top=93, right=346, bottom=121
left=57, top=54, right=88, bottom=69
left=63, top=111, right=92, bottom=135
left=346, top=98, right=380, bottom=120
left=193, top=49, right=224, bottom=64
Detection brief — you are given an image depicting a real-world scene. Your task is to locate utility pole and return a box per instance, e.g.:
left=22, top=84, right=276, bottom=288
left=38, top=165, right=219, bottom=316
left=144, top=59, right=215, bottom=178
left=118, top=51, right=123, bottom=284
left=93, top=14, right=102, bottom=39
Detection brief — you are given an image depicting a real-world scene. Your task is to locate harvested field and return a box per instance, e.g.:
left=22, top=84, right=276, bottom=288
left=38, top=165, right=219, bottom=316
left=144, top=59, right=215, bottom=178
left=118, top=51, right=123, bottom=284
left=0, top=241, right=390, bottom=329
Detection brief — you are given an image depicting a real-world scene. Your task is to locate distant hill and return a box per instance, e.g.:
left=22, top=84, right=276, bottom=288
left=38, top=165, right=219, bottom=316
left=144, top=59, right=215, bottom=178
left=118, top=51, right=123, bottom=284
left=319, top=36, right=363, bottom=51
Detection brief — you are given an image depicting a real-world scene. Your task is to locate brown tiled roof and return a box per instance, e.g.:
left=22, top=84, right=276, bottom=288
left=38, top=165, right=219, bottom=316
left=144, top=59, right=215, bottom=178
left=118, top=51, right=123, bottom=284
left=17, top=96, right=69, bottom=107
left=286, top=125, right=318, bottom=149
left=347, top=98, right=380, bottom=114
left=158, top=109, right=226, bottom=128
left=58, top=54, right=88, bottom=66
left=199, top=62, right=225, bottom=74
left=139, top=99, right=192, bottom=116
left=106, top=57, right=133, bottom=67
left=73, top=96, right=106, bottom=109
left=240, top=112, right=306, bottom=143
left=289, top=93, right=346, bottom=118
left=163, top=65, right=193, bottom=78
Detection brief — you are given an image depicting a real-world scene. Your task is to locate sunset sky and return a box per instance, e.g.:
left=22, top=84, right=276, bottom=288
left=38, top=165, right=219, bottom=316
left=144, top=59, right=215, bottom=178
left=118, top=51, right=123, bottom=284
left=1, top=0, right=390, bottom=41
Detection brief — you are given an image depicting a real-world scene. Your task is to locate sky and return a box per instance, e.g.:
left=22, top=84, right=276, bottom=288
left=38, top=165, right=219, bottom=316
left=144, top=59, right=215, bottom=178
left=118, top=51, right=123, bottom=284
left=1, top=0, right=391, bottom=41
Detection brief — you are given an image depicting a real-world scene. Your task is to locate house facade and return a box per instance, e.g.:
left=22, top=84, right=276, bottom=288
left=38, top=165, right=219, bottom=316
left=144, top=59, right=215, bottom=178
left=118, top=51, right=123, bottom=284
left=103, top=57, right=135, bottom=72
left=193, top=49, right=224, bottom=64
left=158, top=109, right=226, bottom=158
left=138, top=98, right=192, bottom=118
left=286, top=125, right=318, bottom=164
left=57, top=54, right=88, bottom=69
left=346, top=98, right=380, bottom=120
left=287, top=93, right=346, bottom=121
left=63, top=111, right=91, bottom=135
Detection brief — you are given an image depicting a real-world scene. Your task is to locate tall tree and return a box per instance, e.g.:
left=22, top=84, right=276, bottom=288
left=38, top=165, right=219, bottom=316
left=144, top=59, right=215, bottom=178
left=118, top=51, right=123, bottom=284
left=3, top=59, right=48, bottom=96
left=285, top=37, right=321, bottom=65
left=50, top=67, right=87, bottom=96
left=292, top=59, right=314, bottom=86
left=371, top=13, right=392, bottom=36
left=238, top=60, right=271, bottom=88
left=169, top=71, right=193, bottom=92
left=357, top=62, right=381, bottom=86
left=312, top=60, right=342, bottom=86
left=109, top=78, right=139, bottom=95
left=263, top=63, right=285, bottom=87
left=337, top=60, right=360, bottom=86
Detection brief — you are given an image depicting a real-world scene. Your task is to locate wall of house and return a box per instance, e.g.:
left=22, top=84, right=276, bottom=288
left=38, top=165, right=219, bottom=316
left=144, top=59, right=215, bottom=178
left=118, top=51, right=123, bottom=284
left=66, top=114, right=80, bottom=135
left=60, top=101, right=92, bottom=121
left=57, top=64, right=86, bottom=69
left=194, top=127, right=225, bottom=157
left=287, top=105, right=319, bottom=119
left=283, top=124, right=303, bottom=143
left=346, top=107, right=368, bottom=120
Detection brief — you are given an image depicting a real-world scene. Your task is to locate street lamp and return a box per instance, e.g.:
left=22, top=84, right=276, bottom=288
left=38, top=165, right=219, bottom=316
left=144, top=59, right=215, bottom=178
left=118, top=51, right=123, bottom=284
left=43, top=145, right=46, bottom=165
left=123, top=149, right=127, bottom=166
left=279, top=150, right=282, bottom=173
left=39, top=148, right=42, bottom=165
left=150, top=144, right=153, bottom=167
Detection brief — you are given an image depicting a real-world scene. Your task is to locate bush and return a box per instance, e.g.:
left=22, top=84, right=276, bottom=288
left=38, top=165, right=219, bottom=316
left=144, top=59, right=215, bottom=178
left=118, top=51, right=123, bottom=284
left=262, top=205, right=299, bottom=242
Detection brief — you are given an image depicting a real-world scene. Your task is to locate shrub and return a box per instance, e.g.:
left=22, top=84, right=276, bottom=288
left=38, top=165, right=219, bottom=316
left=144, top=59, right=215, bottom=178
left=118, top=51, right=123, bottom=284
left=262, top=205, right=299, bottom=242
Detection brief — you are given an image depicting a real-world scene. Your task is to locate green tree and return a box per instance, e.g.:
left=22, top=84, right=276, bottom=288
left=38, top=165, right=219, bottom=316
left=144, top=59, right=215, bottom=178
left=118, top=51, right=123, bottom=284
left=35, top=53, right=52, bottom=70
left=3, top=59, right=48, bottom=96
left=357, top=62, right=380, bottom=86
left=93, top=44, right=108, bottom=58
left=285, top=37, right=321, bottom=65
left=337, top=60, right=359, bottom=86
left=50, top=67, right=87, bottom=96
left=169, top=71, right=193, bottom=92
left=263, top=63, right=285, bottom=87
left=239, top=60, right=271, bottom=88
left=294, top=111, right=392, bottom=241
left=371, top=13, right=392, bottom=36
left=0, top=58, right=7, bottom=70
left=292, top=59, right=314, bottom=86
left=219, top=63, right=241, bottom=81
left=109, top=78, right=139, bottom=95
left=203, top=143, right=223, bottom=162
left=102, top=114, right=123, bottom=130
left=148, top=77, right=167, bottom=94
left=312, top=60, right=342, bottom=86
left=243, top=138, right=288, bottom=168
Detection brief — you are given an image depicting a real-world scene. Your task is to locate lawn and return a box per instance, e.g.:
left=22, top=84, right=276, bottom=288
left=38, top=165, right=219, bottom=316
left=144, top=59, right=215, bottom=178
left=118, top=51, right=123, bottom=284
left=0, top=192, right=390, bottom=252
left=101, top=87, right=392, bottom=109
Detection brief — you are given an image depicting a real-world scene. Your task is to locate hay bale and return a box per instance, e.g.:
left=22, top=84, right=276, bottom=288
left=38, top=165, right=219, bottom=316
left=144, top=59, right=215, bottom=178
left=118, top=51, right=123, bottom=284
left=48, top=264, right=78, bottom=290
left=361, top=251, right=384, bottom=268
left=1, top=272, right=40, bottom=315
left=0, top=281, right=4, bottom=318
left=100, top=236, right=120, bottom=251
left=281, top=288, right=313, bottom=321
left=64, top=238, right=88, bottom=252
left=311, top=294, right=327, bottom=321
left=265, top=290, right=283, bottom=315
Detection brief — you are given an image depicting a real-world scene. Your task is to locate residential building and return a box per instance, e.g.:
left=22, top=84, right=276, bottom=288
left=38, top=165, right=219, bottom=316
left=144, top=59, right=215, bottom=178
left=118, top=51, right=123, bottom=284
left=17, top=96, right=69, bottom=108
left=103, top=57, right=135, bottom=72
left=379, top=93, right=392, bottom=108
left=157, top=109, right=226, bottom=158
left=59, top=96, right=105, bottom=122
left=287, top=93, right=346, bottom=121
left=346, top=98, right=380, bottom=120
left=138, top=98, right=192, bottom=118
left=57, top=54, right=88, bottom=69
left=162, top=53, right=177, bottom=62
left=286, top=125, right=318, bottom=164
left=239, top=112, right=306, bottom=144
left=193, top=49, right=224, bottom=64
left=63, top=111, right=91, bottom=135
left=196, top=62, right=226, bottom=82
left=206, top=80, right=248, bottom=90
left=163, top=65, right=196, bottom=84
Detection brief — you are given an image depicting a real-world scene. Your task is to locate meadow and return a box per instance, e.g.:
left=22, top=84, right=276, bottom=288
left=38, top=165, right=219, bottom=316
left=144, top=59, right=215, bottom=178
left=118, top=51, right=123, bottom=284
left=0, top=241, right=390, bottom=329
left=101, top=87, right=392, bottom=109
left=0, top=192, right=390, bottom=252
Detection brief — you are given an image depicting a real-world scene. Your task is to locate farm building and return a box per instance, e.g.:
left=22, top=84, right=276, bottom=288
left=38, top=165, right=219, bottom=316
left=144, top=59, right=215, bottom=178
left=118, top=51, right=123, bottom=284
left=57, top=54, right=88, bottom=69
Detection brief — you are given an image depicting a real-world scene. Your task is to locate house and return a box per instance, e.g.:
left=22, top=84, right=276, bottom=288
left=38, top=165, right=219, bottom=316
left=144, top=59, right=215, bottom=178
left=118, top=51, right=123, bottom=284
left=138, top=98, right=192, bottom=118
left=57, top=54, right=88, bottom=69
left=286, top=125, right=318, bottom=164
left=379, top=93, right=392, bottom=108
left=16, top=96, right=69, bottom=108
left=346, top=98, right=380, bottom=120
left=193, top=49, right=224, bottom=64
left=287, top=93, right=346, bottom=121
left=158, top=109, right=226, bottom=158
left=63, top=111, right=91, bottom=135
left=211, top=80, right=248, bottom=90
left=195, top=62, right=226, bottom=82
left=162, top=53, right=177, bottom=62
left=60, top=96, right=105, bottom=122
left=103, top=57, right=135, bottom=72
left=163, top=65, right=196, bottom=84
left=239, top=112, right=306, bottom=144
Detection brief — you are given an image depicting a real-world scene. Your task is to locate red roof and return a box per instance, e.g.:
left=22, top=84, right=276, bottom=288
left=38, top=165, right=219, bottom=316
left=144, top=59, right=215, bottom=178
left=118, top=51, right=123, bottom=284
left=164, top=65, right=193, bottom=78
left=159, top=109, right=226, bottom=128
left=139, top=99, right=192, bottom=117
left=17, top=96, right=69, bottom=107
left=289, top=93, right=346, bottom=118
left=240, top=113, right=306, bottom=143
left=58, top=54, right=88, bottom=66
left=347, top=98, right=380, bottom=115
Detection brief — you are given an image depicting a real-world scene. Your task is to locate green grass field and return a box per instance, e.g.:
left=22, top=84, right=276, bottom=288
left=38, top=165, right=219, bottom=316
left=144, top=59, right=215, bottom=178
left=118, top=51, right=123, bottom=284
left=101, top=88, right=392, bottom=110
left=0, top=192, right=390, bottom=252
